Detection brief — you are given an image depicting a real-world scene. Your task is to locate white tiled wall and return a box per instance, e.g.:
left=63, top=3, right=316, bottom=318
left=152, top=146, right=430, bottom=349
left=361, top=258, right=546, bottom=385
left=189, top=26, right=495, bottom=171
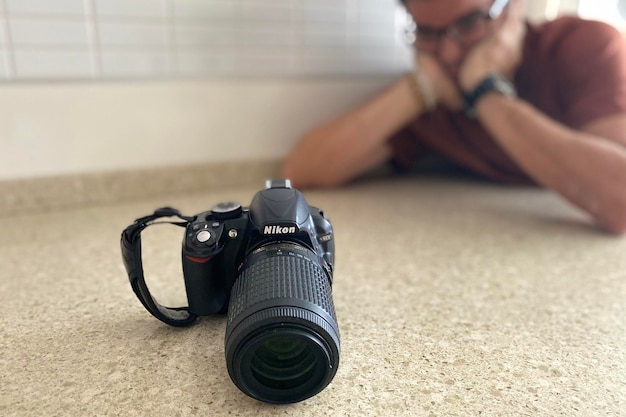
left=0, top=0, right=412, bottom=81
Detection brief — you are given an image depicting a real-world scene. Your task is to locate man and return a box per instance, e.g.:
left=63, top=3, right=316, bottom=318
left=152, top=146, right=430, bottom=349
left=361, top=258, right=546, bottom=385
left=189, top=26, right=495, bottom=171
left=281, top=0, right=626, bottom=235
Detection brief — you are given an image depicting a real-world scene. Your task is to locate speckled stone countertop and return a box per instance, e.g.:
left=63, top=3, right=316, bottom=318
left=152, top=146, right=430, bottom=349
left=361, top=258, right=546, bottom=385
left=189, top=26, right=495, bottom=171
left=1, top=175, right=624, bottom=417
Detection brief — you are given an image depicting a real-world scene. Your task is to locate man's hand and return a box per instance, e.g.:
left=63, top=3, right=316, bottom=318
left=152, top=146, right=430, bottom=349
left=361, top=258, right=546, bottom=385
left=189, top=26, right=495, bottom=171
left=459, top=0, right=526, bottom=91
left=418, top=52, right=464, bottom=111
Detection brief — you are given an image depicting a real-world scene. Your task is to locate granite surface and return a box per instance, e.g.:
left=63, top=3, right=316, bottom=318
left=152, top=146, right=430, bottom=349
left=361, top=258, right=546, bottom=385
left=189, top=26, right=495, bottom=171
left=1, top=175, right=625, bottom=417
left=0, top=159, right=281, bottom=217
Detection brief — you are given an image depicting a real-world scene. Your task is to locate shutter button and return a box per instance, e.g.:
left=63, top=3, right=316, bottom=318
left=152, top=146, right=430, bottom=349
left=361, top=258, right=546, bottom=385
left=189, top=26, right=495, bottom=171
left=196, top=230, right=211, bottom=243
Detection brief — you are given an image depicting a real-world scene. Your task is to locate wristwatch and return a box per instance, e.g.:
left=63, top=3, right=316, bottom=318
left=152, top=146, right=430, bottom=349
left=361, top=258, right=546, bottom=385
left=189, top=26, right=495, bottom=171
left=463, top=73, right=517, bottom=118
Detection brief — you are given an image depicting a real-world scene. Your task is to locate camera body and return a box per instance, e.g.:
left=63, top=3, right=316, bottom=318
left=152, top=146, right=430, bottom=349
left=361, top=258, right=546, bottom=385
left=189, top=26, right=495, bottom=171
left=178, top=179, right=339, bottom=404
left=181, top=179, right=335, bottom=317
left=123, top=179, right=339, bottom=403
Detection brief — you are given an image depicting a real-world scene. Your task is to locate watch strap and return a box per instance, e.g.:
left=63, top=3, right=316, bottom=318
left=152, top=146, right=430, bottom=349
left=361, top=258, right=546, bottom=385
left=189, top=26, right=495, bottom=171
left=464, top=74, right=517, bottom=118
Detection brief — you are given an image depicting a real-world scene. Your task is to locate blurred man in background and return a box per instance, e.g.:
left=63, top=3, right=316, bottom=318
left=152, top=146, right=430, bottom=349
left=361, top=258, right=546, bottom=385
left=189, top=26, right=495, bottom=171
left=281, top=0, right=626, bottom=234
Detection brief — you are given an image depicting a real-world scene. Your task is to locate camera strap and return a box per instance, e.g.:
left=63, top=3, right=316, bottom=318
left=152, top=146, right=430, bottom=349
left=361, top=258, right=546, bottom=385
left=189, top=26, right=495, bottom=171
left=120, top=207, right=198, bottom=327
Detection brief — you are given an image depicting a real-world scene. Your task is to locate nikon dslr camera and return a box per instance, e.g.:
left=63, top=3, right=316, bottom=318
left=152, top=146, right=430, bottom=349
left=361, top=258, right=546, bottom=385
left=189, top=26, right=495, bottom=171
left=121, top=179, right=340, bottom=404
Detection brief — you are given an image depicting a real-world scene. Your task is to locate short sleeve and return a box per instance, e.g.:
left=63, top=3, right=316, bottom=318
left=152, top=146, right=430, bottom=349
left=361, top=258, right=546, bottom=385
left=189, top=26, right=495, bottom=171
left=554, top=20, right=626, bottom=128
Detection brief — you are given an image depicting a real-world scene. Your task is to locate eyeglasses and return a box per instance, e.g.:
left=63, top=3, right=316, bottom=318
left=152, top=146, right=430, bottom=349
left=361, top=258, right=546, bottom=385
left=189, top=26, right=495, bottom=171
left=405, top=0, right=510, bottom=52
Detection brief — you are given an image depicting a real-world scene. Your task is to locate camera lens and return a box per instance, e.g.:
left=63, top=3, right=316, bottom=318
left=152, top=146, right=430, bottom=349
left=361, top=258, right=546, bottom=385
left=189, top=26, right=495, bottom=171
left=251, top=335, right=316, bottom=389
left=225, top=242, right=340, bottom=404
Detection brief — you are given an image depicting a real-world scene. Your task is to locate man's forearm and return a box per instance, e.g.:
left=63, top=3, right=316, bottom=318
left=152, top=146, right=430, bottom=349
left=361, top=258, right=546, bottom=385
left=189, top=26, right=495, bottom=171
left=476, top=94, right=626, bottom=233
left=282, top=75, right=426, bottom=188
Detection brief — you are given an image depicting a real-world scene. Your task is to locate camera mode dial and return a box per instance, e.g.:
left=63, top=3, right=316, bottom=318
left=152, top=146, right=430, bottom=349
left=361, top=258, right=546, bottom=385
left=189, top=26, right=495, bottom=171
left=211, top=201, right=243, bottom=220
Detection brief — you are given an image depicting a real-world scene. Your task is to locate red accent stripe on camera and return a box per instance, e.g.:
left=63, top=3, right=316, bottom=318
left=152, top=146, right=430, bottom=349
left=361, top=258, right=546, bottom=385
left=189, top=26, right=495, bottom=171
left=185, top=255, right=212, bottom=264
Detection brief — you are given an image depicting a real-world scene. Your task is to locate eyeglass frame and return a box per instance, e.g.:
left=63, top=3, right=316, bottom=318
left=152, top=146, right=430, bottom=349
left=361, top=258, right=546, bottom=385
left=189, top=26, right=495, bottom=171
left=404, top=0, right=511, bottom=51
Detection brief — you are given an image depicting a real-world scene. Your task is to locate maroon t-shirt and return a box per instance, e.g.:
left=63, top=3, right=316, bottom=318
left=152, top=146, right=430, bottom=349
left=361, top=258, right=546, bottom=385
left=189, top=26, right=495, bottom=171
left=389, top=17, right=626, bottom=185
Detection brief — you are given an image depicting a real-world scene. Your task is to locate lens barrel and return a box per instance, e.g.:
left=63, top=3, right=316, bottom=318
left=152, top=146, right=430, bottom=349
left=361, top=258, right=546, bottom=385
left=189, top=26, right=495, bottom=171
left=225, top=242, right=340, bottom=404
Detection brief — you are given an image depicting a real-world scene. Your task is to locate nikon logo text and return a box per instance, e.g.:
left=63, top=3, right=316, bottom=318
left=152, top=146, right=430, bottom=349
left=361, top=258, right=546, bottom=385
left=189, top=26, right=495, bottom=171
left=263, top=225, right=296, bottom=235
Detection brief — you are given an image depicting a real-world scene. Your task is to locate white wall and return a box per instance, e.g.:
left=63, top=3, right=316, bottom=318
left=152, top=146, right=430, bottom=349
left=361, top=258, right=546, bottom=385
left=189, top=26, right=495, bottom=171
left=0, top=0, right=409, bottom=180
left=524, top=0, right=580, bottom=21
left=0, top=77, right=396, bottom=179
left=578, top=0, right=626, bottom=30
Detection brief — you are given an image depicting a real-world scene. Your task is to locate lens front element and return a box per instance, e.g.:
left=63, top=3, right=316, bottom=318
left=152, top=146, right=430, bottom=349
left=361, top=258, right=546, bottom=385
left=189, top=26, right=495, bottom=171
left=232, top=326, right=333, bottom=403
left=252, top=333, right=319, bottom=390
